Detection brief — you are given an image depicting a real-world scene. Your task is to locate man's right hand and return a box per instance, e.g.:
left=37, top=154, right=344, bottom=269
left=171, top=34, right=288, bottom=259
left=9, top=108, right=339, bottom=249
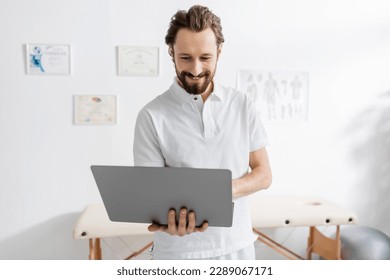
left=148, top=208, right=208, bottom=236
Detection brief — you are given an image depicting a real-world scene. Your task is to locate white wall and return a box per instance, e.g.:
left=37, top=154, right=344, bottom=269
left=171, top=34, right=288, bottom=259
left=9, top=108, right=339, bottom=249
left=1, top=0, right=389, bottom=259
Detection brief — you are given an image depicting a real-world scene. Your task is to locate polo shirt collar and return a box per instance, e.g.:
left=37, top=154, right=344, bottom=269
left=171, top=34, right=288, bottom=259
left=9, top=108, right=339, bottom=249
left=170, top=78, right=223, bottom=105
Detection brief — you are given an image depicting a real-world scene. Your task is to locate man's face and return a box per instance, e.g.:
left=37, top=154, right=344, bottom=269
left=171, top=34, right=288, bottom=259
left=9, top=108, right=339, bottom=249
left=171, top=28, right=221, bottom=95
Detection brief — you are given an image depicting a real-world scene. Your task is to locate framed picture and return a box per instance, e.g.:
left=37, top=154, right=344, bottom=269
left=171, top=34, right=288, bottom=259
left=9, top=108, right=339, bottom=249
left=237, top=70, right=309, bottom=123
left=26, top=44, right=71, bottom=75
left=74, top=95, right=116, bottom=125
left=117, top=46, right=159, bottom=76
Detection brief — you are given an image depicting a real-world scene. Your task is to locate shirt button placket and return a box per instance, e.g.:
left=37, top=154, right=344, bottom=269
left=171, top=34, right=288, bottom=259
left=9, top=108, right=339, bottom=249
left=203, top=102, right=214, bottom=138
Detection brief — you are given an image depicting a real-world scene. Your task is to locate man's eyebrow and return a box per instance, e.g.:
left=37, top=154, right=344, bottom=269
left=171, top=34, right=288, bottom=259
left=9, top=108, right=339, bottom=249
left=177, top=53, right=214, bottom=56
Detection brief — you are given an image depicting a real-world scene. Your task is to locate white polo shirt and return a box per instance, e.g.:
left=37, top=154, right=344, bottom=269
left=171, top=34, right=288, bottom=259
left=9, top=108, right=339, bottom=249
left=133, top=79, right=268, bottom=259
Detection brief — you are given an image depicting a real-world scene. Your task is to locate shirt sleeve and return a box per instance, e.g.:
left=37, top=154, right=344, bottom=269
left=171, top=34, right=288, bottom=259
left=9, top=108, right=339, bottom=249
left=133, top=108, right=165, bottom=167
left=247, top=96, right=269, bottom=152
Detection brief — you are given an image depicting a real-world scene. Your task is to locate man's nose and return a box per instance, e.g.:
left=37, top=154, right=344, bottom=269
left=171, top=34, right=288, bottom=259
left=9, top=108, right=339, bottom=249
left=189, top=59, right=202, bottom=76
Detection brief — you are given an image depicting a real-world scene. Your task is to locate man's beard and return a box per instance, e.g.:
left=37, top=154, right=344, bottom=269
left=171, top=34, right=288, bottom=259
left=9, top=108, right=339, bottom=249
left=175, top=66, right=216, bottom=95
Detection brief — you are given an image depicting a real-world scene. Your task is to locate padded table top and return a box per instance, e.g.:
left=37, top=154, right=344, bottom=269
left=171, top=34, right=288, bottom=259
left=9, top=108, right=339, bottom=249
left=250, top=195, right=357, bottom=228
left=73, top=203, right=152, bottom=239
left=73, top=196, right=358, bottom=239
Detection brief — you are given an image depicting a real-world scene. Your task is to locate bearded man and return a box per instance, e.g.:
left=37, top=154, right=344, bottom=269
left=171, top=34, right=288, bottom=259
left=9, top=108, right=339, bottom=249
left=133, top=5, right=272, bottom=260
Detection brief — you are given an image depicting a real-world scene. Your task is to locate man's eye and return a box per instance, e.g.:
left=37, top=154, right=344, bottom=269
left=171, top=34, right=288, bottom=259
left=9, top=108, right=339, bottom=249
left=201, top=57, right=211, bottom=61
left=181, top=57, right=191, bottom=61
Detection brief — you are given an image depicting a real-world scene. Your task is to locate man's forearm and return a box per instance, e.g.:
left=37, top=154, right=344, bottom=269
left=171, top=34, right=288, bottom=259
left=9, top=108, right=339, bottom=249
left=232, top=166, right=272, bottom=199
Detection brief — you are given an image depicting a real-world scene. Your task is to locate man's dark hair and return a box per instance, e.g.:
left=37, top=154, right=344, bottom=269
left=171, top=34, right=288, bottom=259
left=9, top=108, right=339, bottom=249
left=165, top=5, right=224, bottom=48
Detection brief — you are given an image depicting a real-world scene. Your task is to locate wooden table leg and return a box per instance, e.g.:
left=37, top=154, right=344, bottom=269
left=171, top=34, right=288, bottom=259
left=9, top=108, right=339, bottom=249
left=253, top=228, right=304, bottom=260
left=125, top=241, right=154, bottom=260
left=89, top=238, right=102, bottom=260
left=307, top=226, right=341, bottom=260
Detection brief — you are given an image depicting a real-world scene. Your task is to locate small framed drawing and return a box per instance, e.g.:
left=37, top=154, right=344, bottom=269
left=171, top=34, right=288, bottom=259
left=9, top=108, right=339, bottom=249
left=117, top=46, right=159, bottom=76
left=74, top=95, right=116, bottom=125
left=26, top=44, right=71, bottom=75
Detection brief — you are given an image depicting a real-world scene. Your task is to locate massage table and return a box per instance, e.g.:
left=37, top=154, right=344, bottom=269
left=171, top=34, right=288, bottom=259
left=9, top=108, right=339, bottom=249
left=73, top=195, right=357, bottom=260
left=73, top=203, right=153, bottom=260
left=250, top=195, right=357, bottom=260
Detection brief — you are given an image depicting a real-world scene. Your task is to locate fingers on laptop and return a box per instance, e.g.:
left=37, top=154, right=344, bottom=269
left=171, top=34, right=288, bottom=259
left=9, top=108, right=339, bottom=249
left=188, top=211, right=208, bottom=233
left=148, top=208, right=208, bottom=235
left=187, top=211, right=196, bottom=233
left=148, top=223, right=166, bottom=232
left=195, top=221, right=208, bottom=232
left=177, top=208, right=188, bottom=236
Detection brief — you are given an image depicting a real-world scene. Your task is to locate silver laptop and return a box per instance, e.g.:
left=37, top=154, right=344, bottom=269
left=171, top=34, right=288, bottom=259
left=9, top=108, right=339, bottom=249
left=91, top=166, right=233, bottom=227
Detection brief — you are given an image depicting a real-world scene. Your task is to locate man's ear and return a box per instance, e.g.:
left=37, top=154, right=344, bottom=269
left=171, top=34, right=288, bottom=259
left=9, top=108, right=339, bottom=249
left=168, top=46, right=174, bottom=58
left=168, top=47, right=175, bottom=63
left=217, top=44, right=223, bottom=55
